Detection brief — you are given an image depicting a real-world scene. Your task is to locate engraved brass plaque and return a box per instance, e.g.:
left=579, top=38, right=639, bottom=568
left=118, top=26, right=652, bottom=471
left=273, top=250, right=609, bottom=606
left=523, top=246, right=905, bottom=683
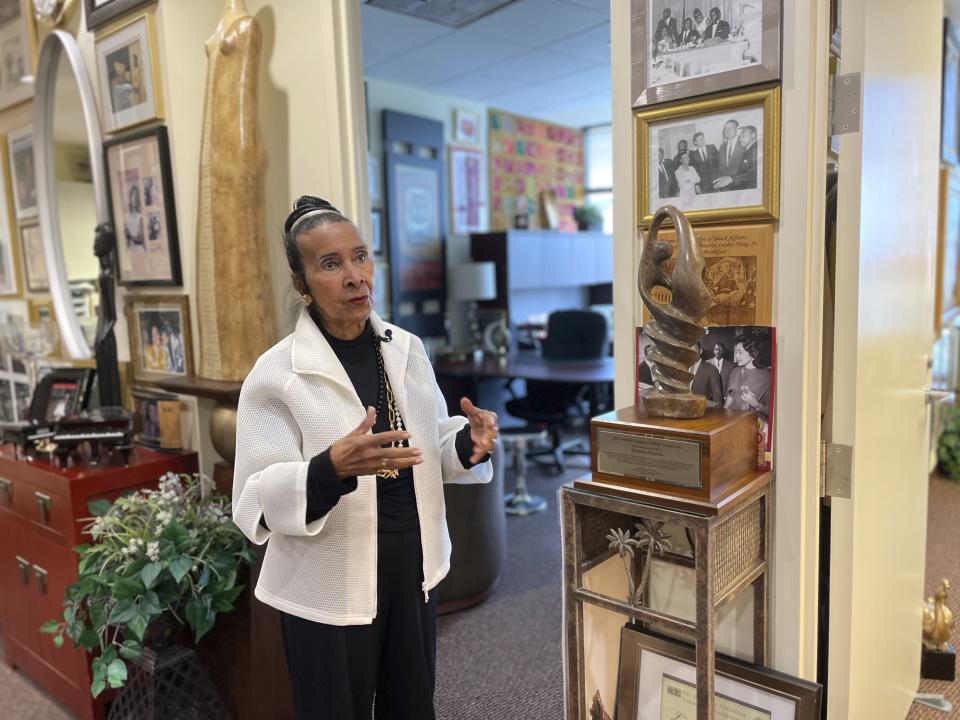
left=595, top=429, right=701, bottom=489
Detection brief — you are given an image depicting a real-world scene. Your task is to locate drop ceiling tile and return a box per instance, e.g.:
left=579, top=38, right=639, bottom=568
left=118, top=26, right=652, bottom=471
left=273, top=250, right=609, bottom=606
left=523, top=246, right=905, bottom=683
left=366, top=31, right=528, bottom=86
left=361, top=4, right=454, bottom=68
left=549, top=22, right=610, bottom=63
left=546, top=64, right=611, bottom=93
left=475, top=48, right=597, bottom=84
left=489, top=83, right=587, bottom=110
left=534, top=93, right=612, bottom=126
left=555, top=0, right=611, bottom=13
left=466, top=0, right=607, bottom=45
left=430, top=69, right=533, bottom=100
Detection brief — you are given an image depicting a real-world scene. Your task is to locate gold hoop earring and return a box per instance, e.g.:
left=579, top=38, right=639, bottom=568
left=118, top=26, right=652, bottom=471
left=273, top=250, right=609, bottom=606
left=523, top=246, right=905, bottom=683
left=300, top=293, right=313, bottom=307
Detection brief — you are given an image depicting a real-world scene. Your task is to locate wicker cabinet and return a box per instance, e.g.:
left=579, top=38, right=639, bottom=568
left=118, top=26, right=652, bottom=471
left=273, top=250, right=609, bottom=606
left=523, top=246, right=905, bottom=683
left=0, top=446, right=198, bottom=720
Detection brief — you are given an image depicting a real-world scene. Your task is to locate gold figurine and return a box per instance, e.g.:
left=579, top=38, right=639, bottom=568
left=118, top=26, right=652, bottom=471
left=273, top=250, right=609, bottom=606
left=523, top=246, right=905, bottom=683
left=923, top=579, right=955, bottom=652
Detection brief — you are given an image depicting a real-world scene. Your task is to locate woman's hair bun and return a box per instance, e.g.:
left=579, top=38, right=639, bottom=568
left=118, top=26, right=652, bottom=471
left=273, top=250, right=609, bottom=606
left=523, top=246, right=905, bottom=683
left=292, top=195, right=339, bottom=214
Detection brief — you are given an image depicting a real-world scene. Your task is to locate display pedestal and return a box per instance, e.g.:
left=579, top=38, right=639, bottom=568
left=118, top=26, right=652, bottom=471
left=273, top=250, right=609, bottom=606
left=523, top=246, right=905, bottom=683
left=561, top=405, right=770, bottom=720
left=921, top=643, right=956, bottom=681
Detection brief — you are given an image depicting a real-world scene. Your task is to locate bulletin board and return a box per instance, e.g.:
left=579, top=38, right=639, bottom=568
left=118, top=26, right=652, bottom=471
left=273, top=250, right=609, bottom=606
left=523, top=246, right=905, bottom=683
left=488, top=108, right=584, bottom=232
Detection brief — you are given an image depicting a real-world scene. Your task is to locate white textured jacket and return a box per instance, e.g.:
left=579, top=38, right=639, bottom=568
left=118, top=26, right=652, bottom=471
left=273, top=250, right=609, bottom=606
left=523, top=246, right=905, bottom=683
left=232, top=309, right=492, bottom=625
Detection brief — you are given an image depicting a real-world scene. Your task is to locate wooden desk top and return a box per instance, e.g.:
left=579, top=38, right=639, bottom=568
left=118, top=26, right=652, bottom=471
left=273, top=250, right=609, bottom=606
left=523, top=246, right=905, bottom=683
left=432, top=352, right=615, bottom=384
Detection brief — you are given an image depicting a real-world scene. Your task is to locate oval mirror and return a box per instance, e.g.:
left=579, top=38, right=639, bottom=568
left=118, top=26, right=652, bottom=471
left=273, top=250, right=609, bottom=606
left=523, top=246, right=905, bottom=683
left=34, top=30, right=110, bottom=360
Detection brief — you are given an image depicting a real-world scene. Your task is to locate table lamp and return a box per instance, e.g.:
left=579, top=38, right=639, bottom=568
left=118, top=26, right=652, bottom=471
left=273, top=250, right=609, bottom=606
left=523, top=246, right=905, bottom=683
left=450, top=262, right=496, bottom=354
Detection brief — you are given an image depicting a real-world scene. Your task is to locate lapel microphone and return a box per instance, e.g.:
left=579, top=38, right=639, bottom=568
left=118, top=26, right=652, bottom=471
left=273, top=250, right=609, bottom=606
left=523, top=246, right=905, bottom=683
left=376, top=328, right=393, bottom=343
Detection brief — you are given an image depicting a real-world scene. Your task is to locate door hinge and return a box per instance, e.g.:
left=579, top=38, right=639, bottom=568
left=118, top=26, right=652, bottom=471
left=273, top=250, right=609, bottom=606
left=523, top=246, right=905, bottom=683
left=820, top=441, right=853, bottom=499
left=829, top=72, right=862, bottom=136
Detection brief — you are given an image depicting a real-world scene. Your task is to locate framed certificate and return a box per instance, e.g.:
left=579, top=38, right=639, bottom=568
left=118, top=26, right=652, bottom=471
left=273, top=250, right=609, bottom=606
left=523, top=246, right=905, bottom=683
left=616, top=626, right=820, bottom=720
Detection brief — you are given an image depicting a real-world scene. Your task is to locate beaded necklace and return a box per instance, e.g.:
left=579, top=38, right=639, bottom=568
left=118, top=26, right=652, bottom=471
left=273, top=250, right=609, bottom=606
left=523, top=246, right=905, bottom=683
left=372, top=329, right=405, bottom=479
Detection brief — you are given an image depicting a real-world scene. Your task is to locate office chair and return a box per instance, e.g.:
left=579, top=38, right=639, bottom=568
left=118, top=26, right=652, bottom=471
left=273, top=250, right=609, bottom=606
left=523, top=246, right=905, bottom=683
left=505, top=309, right=609, bottom=473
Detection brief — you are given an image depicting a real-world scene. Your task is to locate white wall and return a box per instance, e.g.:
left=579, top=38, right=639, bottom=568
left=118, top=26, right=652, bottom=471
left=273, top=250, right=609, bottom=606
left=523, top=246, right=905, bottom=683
left=365, top=77, right=488, bottom=345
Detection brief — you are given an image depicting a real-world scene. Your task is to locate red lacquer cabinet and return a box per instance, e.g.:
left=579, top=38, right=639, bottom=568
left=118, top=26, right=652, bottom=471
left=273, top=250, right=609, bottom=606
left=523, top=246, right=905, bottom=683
left=0, top=445, right=198, bottom=720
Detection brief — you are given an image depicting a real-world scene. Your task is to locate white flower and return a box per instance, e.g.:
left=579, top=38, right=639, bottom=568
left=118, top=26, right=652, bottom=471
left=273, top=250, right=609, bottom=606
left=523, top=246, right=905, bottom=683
left=146, top=542, right=160, bottom=562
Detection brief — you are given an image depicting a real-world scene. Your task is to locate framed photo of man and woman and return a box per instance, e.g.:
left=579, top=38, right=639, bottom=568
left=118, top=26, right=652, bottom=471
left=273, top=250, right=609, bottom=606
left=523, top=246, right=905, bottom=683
left=636, top=85, right=780, bottom=224
left=631, top=0, right=782, bottom=108
left=125, top=295, right=192, bottom=384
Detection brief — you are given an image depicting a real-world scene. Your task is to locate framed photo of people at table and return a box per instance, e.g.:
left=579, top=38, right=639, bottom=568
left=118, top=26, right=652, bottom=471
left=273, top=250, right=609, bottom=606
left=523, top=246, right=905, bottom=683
left=616, top=625, right=820, bottom=720
left=636, top=86, right=780, bottom=225
left=631, top=0, right=782, bottom=108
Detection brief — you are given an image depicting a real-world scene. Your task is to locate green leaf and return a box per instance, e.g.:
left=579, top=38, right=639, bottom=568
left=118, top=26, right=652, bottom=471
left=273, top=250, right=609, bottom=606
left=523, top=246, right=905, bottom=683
left=78, top=628, right=100, bottom=650
left=141, top=591, right=162, bottom=617
left=161, top=520, right=191, bottom=552
left=88, top=603, right=107, bottom=629
left=53, top=635, right=64, bottom=649
left=101, top=646, right=118, bottom=665
left=73, top=543, right=92, bottom=554
left=64, top=607, right=76, bottom=625
left=107, top=600, right=136, bottom=625
left=212, top=585, right=245, bottom=612
left=197, top=565, right=211, bottom=589
left=87, top=499, right=112, bottom=517
left=123, top=558, right=147, bottom=578
left=185, top=598, right=214, bottom=641
left=40, top=620, right=59, bottom=634
left=168, top=556, right=192, bottom=584
left=111, top=576, right=145, bottom=600
left=106, top=658, right=127, bottom=689
left=140, top=562, right=162, bottom=590
left=91, top=658, right=106, bottom=698
left=127, top=612, right=149, bottom=642
left=119, top=640, right=143, bottom=660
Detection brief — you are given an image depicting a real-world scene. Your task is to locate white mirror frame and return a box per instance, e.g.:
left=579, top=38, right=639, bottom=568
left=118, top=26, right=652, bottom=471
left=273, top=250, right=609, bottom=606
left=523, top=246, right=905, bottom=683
left=33, top=30, right=110, bottom=360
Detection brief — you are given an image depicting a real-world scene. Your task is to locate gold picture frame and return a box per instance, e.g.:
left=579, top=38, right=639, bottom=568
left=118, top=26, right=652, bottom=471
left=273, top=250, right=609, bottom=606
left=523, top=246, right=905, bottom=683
left=0, top=134, right=24, bottom=298
left=936, top=166, right=960, bottom=331
left=636, top=85, right=780, bottom=226
left=124, top=294, right=193, bottom=384
left=94, top=11, right=164, bottom=134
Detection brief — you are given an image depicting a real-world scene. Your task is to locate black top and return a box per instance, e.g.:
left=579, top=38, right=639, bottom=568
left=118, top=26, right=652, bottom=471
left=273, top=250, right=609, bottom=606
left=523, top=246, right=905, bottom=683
left=259, top=317, right=486, bottom=534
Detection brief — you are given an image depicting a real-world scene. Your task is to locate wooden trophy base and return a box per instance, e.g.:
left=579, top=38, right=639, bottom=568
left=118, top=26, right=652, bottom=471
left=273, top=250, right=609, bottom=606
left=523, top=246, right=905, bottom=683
left=585, top=405, right=760, bottom=513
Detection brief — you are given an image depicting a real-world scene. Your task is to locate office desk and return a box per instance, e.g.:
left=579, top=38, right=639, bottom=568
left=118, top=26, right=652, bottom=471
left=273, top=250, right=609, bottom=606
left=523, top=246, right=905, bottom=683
left=432, top=352, right=615, bottom=419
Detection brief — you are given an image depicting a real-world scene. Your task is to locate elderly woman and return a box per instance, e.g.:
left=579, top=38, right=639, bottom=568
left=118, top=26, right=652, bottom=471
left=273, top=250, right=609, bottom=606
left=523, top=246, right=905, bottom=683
left=232, top=196, right=498, bottom=719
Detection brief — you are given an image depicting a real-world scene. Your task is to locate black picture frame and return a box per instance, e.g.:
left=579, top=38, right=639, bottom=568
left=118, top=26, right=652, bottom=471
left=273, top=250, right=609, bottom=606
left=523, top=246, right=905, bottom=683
left=103, top=125, right=183, bottom=287
left=83, top=0, right=155, bottom=33
left=29, top=369, right=96, bottom=424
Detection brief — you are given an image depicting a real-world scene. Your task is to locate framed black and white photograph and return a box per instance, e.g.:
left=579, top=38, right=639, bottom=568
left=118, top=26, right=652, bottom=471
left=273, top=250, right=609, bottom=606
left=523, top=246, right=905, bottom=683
left=617, top=625, right=820, bottom=720
left=370, top=208, right=383, bottom=254
left=124, top=295, right=193, bottom=383
left=84, top=0, right=155, bottom=33
left=636, top=86, right=780, bottom=224
left=94, top=11, right=163, bottom=134
left=631, top=0, right=782, bottom=108
left=104, top=125, right=182, bottom=286
left=943, top=19, right=960, bottom=165
left=8, top=124, right=36, bottom=220
left=0, top=1, right=33, bottom=111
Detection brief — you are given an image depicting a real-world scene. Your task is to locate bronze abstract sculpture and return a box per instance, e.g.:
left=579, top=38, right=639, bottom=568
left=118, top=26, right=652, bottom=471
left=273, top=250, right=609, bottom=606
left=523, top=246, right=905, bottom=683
left=195, top=0, right=276, bottom=381
left=638, top=205, right=712, bottom=419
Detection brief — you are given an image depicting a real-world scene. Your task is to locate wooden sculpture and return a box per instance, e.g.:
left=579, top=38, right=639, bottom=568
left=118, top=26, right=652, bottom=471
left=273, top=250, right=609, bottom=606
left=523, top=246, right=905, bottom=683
left=195, top=0, right=276, bottom=381
left=638, top=205, right=712, bottom=419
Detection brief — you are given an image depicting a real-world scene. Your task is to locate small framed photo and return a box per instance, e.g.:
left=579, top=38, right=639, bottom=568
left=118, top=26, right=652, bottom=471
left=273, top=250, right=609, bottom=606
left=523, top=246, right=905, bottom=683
left=95, top=11, right=163, bottom=134
left=104, top=125, right=182, bottom=286
left=19, top=223, right=47, bottom=292
left=617, top=625, right=821, bottom=720
left=8, top=125, right=36, bottom=220
left=28, top=368, right=96, bottom=424
left=630, top=0, right=782, bottom=108
left=636, top=86, right=780, bottom=225
left=370, top=208, right=383, bottom=254
left=84, top=0, right=155, bottom=33
left=0, top=3, right=34, bottom=111
left=453, top=108, right=479, bottom=145
left=943, top=19, right=960, bottom=165
left=131, top=387, right=182, bottom=450
left=125, top=294, right=193, bottom=383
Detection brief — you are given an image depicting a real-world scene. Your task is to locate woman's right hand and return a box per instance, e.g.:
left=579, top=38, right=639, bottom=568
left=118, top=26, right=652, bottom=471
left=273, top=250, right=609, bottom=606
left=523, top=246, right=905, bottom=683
left=328, top=407, right=422, bottom=479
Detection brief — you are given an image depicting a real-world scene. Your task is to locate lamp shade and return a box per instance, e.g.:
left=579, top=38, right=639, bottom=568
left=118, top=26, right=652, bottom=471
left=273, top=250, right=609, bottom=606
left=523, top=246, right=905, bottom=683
left=450, top=262, right=496, bottom=302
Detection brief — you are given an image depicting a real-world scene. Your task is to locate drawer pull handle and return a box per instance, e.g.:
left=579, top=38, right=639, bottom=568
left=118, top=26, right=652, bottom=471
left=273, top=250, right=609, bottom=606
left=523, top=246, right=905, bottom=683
left=0, top=478, right=10, bottom=507
left=32, top=565, right=48, bottom=595
left=35, top=492, right=51, bottom=524
left=15, top=556, right=29, bottom=585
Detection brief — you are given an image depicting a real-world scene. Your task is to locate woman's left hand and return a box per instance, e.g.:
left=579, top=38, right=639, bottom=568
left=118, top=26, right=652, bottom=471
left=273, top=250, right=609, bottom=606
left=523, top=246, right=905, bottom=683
left=741, top=387, right=759, bottom=409
left=461, top=397, right=499, bottom=464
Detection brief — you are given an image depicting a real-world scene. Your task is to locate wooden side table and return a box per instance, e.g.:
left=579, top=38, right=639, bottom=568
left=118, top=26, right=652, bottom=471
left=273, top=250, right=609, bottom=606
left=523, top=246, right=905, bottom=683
left=561, top=472, right=772, bottom=720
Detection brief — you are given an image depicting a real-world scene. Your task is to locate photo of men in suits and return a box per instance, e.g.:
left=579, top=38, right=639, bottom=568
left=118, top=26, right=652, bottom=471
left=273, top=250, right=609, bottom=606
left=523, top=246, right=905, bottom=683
left=691, top=341, right=723, bottom=406
left=657, top=148, right=677, bottom=199
left=703, top=6, right=731, bottom=41
left=690, top=131, right=718, bottom=194
left=707, top=342, right=733, bottom=394
left=678, top=17, right=700, bottom=46
left=731, top=125, right=759, bottom=190
left=713, top=119, right=745, bottom=191
left=672, top=139, right=689, bottom=167
left=654, top=7, right=679, bottom=45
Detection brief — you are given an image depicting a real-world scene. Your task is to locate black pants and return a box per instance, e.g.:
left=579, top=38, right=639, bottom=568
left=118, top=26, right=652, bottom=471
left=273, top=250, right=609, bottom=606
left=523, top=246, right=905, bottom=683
left=280, top=527, right=437, bottom=720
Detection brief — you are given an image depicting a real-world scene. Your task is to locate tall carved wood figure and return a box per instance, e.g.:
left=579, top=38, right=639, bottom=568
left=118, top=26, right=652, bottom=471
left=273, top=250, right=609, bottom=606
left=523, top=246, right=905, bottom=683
left=195, top=0, right=276, bottom=381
